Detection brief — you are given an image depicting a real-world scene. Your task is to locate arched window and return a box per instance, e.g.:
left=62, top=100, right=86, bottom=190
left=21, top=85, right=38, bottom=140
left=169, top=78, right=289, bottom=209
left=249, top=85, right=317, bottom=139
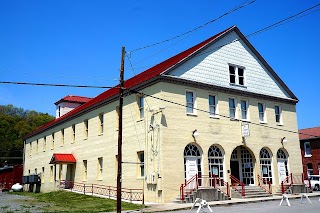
left=277, top=149, right=289, bottom=178
left=184, top=144, right=202, bottom=181
left=184, top=144, right=201, bottom=157
left=259, top=148, right=273, bottom=183
left=277, top=149, right=287, bottom=159
left=208, top=146, right=224, bottom=179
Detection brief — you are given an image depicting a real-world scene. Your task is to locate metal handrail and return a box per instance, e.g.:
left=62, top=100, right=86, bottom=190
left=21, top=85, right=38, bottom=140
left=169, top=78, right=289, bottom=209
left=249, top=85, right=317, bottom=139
left=180, top=174, right=198, bottom=201
left=257, top=175, right=272, bottom=194
left=230, top=175, right=245, bottom=196
left=60, top=180, right=143, bottom=202
left=180, top=174, right=231, bottom=201
left=281, top=173, right=293, bottom=194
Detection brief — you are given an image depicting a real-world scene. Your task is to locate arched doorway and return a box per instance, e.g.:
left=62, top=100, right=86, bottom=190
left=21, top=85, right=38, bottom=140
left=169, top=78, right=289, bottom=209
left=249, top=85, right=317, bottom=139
left=259, top=148, right=273, bottom=183
left=208, top=145, right=224, bottom=179
left=184, top=144, right=202, bottom=181
left=230, top=146, right=255, bottom=185
left=277, top=149, right=289, bottom=183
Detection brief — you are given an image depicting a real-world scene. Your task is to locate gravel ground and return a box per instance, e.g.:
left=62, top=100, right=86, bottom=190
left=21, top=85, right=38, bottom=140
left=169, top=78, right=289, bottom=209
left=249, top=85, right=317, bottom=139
left=0, top=191, right=47, bottom=213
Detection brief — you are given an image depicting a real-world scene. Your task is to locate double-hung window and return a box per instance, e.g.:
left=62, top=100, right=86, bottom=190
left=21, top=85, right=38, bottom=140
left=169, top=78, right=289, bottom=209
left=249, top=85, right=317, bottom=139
left=98, top=157, right=103, bottom=180
left=304, top=142, right=311, bottom=157
left=99, top=113, right=104, bottom=135
left=209, top=95, right=218, bottom=117
left=61, top=129, right=64, bottom=147
left=43, top=137, right=46, bottom=152
left=137, top=95, right=144, bottom=119
left=83, top=160, right=87, bottom=181
left=275, top=105, right=282, bottom=125
left=138, top=152, right=145, bottom=178
left=258, top=103, right=266, bottom=123
left=229, top=98, right=236, bottom=119
left=186, top=91, right=196, bottom=114
left=84, top=120, right=88, bottom=139
left=51, top=133, right=54, bottom=150
left=72, top=124, right=76, bottom=143
left=240, top=100, right=248, bottom=120
left=229, top=65, right=245, bottom=86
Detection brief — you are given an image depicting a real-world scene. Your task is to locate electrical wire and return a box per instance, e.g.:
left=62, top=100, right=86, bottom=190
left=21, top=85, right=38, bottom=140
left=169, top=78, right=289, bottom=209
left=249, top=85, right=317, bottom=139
left=0, top=81, right=115, bottom=89
left=129, top=89, right=319, bottom=139
left=128, top=3, right=320, bottom=70
left=129, top=0, right=256, bottom=53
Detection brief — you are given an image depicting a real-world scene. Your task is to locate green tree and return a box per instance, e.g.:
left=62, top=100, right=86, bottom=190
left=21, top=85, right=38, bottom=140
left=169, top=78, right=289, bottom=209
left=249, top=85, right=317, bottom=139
left=0, top=105, right=54, bottom=165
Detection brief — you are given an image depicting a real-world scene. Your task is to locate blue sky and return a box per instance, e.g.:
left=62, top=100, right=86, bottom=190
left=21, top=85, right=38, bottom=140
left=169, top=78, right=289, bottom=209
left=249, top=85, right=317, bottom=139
left=0, top=0, right=319, bottom=129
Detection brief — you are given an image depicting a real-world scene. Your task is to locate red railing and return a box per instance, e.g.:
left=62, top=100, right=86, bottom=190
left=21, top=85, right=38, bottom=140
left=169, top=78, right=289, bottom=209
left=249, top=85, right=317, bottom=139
left=230, top=175, right=245, bottom=196
left=302, top=173, right=312, bottom=190
left=60, top=180, right=143, bottom=202
left=281, top=173, right=293, bottom=194
left=257, top=175, right=272, bottom=194
left=180, top=174, right=230, bottom=201
left=180, top=174, right=199, bottom=201
left=198, top=174, right=230, bottom=198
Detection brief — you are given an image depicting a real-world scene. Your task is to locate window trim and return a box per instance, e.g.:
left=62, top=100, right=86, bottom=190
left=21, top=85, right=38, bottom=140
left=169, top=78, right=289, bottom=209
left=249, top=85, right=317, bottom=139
left=137, top=151, right=145, bottom=178
left=98, top=157, right=103, bottom=180
left=229, top=97, right=237, bottom=120
left=84, top=119, right=89, bottom=140
left=258, top=102, right=267, bottom=123
left=208, top=94, right=219, bottom=118
left=229, top=64, right=246, bottom=86
left=304, top=142, right=312, bottom=157
left=99, top=113, right=104, bottom=135
left=275, top=105, right=283, bottom=125
left=137, top=95, right=145, bottom=120
left=240, top=99, right=249, bottom=121
left=83, top=160, right=88, bottom=181
left=43, top=137, right=46, bottom=152
left=72, top=124, right=76, bottom=143
left=186, top=90, right=197, bottom=115
left=51, top=133, right=55, bottom=150
left=61, top=129, right=64, bottom=147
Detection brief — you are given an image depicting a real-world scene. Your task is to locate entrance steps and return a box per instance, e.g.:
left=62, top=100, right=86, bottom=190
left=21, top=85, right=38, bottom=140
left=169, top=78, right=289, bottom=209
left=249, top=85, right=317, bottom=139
left=173, top=187, right=230, bottom=203
left=273, top=184, right=311, bottom=196
left=231, top=186, right=273, bottom=198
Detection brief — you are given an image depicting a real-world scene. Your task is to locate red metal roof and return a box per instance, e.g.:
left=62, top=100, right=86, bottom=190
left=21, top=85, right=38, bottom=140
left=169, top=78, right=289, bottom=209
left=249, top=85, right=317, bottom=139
left=299, top=127, right=320, bottom=140
left=26, top=26, right=234, bottom=139
left=50, top=154, right=76, bottom=164
left=54, top=95, right=92, bottom=105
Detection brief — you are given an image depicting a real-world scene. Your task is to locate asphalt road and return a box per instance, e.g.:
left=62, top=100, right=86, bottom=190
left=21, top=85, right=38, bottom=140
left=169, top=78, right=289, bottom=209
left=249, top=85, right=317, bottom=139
left=158, top=197, right=320, bottom=213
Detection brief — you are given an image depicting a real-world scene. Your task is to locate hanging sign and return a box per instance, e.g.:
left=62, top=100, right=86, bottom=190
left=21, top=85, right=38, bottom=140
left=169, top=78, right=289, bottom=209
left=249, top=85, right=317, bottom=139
left=242, top=123, right=250, bottom=137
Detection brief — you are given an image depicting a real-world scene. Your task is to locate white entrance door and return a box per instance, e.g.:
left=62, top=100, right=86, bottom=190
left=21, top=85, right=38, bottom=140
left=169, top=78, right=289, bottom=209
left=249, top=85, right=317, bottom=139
left=185, top=157, right=198, bottom=189
left=277, top=160, right=287, bottom=183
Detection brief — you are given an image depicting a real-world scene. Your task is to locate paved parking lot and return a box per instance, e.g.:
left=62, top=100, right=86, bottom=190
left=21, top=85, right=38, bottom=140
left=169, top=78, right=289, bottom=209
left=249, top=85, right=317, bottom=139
left=158, top=197, right=320, bottom=213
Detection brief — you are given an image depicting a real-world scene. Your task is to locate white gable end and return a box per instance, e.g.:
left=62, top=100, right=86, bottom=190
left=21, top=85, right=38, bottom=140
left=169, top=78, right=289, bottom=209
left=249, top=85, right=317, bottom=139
left=166, top=31, right=291, bottom=100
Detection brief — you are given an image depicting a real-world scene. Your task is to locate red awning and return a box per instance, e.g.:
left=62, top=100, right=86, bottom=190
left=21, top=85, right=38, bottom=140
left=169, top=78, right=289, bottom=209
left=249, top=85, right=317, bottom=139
left=50, top=153, right=76, bottom=164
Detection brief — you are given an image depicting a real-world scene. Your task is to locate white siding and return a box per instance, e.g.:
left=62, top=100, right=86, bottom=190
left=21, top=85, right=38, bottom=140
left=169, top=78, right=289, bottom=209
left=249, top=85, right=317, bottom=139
left=167, top=31, right=291, bottom=100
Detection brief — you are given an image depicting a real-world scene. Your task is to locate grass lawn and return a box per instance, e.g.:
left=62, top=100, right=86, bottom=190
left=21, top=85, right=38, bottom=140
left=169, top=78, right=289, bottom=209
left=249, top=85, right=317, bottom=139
left=12, top=190, right=142, bottom=212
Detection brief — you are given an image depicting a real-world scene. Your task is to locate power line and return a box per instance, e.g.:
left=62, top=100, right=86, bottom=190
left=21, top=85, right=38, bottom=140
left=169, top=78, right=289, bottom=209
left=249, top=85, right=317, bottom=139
left=128, top=3, right=320, bottom=70
left=128, top=0, right=256, bottom=53
left=129, top=89, right=319, bottom=139
left=0, top=81, right=115, bottom=89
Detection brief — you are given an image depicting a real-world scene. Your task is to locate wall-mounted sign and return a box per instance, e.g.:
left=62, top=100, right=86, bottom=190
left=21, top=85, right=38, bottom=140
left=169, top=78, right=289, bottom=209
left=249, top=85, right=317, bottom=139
left=242, top=123, right=250, bottom=137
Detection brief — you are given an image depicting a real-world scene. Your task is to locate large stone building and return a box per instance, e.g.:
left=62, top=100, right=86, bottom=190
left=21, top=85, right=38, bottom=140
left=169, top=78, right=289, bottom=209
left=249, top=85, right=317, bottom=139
left=24, top=26, right=302, bottom=203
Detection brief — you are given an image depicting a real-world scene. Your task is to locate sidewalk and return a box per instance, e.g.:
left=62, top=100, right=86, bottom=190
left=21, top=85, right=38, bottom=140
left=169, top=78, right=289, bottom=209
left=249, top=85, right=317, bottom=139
left=140, top=192, right=320, bottom=212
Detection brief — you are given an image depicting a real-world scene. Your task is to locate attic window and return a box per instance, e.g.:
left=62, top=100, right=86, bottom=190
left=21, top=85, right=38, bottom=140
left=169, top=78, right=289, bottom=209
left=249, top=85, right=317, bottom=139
left=229, top=65, right=245, bottom=86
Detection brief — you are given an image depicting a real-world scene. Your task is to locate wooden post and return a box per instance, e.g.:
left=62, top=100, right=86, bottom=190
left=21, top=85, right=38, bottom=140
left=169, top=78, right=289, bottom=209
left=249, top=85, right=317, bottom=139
left=117, top=47, right=125, bottom=213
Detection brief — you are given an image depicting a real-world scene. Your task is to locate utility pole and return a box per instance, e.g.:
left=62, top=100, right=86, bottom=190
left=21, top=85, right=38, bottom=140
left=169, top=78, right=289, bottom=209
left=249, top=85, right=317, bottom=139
left=117, top=46, right=125, bottom=213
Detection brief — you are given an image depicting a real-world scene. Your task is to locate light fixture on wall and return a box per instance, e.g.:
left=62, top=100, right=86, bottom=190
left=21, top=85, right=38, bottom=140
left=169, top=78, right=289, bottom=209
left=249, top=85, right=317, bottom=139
left=281, top=137, right=288, bottom=145
left=192, top=129, right=199, bottom=138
